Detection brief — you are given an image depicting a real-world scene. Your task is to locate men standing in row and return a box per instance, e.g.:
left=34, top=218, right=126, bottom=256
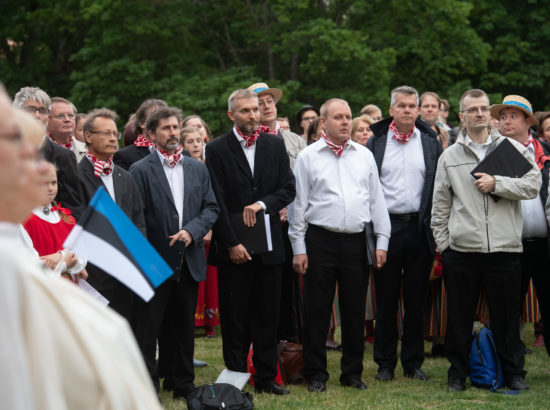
left=12, top=87, right=82, bottom=219
left=290, top=98, right=391, bottom=392
left=367, top=86, right=442, bottom=382
left=47, top=97, right=87, bottom=162
left=492, top=95, right=550, bottom=356
left=431, top=89, right=540, bottom=391
left=78, top=108, right=145, bottom=328
left=205, top=89, right=295, bottom=395
left=131, top=107, right=219, bottom=399
left=114, top=99, right=168, bottom=170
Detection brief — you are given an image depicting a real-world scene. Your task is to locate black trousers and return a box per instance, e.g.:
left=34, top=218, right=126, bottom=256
left=278, top=221, right=298, bottom=342
left=443, top=249, right=525, bottom=380
left=139, top=264, right=198, bottom=394
left=520, top=238, right=550, bottom=355
left=218, top=257, right=282, bottom=386
left=373, top=217, right=432, bottom=372
left=303, top=225, right=368, bottom=384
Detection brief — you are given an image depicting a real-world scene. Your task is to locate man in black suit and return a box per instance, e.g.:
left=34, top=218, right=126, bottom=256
left=367, top=85, right=442, bottom=382
left=205, top=88, right=296, bottom=395
left=130, top=107, right=219, bottom=400
left=78, top=108, right=145, bottom=328
left=12, top=86, right=82, bottom=219
left=113, top=99, right=167, bottom=170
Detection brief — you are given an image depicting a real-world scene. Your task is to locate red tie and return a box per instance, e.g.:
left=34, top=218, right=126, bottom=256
left=235, top=125, right=270, bottom=147
left=48, top=133, right=74, bottom=150
left=321, top=131, right=349, bottom=157
left=157, top=145, right=183, bottom=168
left=134, top=134, right=155, bottom=147
left=86, top=152, right=113, bottom=177
left=389, top=120, right=414, bottom=144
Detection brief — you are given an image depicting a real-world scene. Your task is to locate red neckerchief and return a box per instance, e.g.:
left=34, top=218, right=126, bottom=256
left=48, top=133, right=74, bottom=150
left=321, top=131, right=349, bottom=157
left=86, top=152, right=113, bottom=177
left=235, top=125, right=270, bottom=148
left=389, top=120, right=414, bottom=144
left=157, top=145, right=183, bottom=168
left=529, top=137, right=550, bottom=171
left=264, top=122, right=280, bottom=136
left=134, top=134, right=155, bottom=147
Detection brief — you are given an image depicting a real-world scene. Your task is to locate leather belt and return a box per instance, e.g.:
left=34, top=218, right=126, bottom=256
left=389, top=212, right=419, bottom=222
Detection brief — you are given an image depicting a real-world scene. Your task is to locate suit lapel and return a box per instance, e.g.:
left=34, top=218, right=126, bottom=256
left=112, top=165, right=125, bottom=206
left=253, top=133, right=266, bottom=185
left=81, top=156, right=105, bottom=191
left=227, top=131, right=254, bottom=183
left=149, top=152, right=177, bottom=210
left=182, top=159, right=193, bottom=223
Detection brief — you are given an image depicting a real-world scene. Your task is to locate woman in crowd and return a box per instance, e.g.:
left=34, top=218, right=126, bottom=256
left=538, top=112, right=550, bottom=144
left=75, top=113, right=86, bottom=143
left=306, top=118, right=322, bottom=145
left=183, top=114, right=212, bottom=143
left=351, top=114, right=374, bottom=146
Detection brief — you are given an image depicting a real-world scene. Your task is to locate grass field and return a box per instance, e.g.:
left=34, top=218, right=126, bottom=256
left=161, top=327, right=550, bottom=409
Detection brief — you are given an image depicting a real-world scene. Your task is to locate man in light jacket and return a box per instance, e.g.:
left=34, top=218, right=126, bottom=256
left=431, top=89, right=541, bottom=392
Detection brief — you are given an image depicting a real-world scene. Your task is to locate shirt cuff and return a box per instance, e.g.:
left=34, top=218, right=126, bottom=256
left=257, top=201, right=267, bottom=211
left=291, top=241, right=307, bottom=256
left=376, top=235, right=389, bottom=251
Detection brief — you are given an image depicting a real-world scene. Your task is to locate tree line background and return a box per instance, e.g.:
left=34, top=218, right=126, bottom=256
left=1, top=0, right=549, bottom=136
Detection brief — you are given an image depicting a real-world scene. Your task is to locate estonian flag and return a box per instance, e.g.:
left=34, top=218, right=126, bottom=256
left=64, top=186, right=172, bottom=302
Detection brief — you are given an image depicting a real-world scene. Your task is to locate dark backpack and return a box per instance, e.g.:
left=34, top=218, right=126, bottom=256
left=469, top=327, right=503, bottom=391
left=187, top=383, right=254, bottom=410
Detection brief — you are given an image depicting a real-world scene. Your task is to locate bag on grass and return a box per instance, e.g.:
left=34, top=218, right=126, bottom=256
left=469, top=327, right=503, bottom=391
left=187, top=383, right=254, bottom=410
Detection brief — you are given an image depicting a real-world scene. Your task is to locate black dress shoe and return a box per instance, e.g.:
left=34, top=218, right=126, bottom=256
left=254, top=381, right=290, bottom=395
left=162, top=379, right=174, bottom=392
left=173, top=385, right=195, bottom=400
left=404, top=368, right=429, bottom=381
left=341, top=377, right=367, bottom=390
left=507, top=376, right=529, bottom=391
left=308, top=380, right=326, bottom=392
left=375, top=368, right=394, bottom=381
left=447, top=377, right=466, bottom=392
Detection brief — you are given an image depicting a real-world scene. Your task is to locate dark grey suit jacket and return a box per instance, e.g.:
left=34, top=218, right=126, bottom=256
left=78, top=158, right=146, bottom=287
left=130, top=151, right=219, bottom=282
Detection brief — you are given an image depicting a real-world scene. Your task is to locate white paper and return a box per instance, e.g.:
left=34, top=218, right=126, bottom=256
left=264, top=213, right=273, bottom=252
left=78, top=279, right=109, bottom=306
left=215, top=368, right=250, bottom=390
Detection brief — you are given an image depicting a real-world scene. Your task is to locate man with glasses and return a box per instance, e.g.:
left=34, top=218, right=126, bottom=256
left=431, top=89, right=541, bottom=392
left=78, top=108, right=145, bottom=328
left=47, top=97, right=87, bottom=162
left=13, top=87, right=82, bottom=219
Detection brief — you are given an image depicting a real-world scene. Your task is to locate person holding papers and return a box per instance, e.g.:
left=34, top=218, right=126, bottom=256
left=431, top=89, right=541, bottom=392
left=78, top=108, right=145, bottom=328
left=205, top=89, right=295, bottom=396
left=288, top=98, right=391, bottom=393
left=130, top=107, right=219, bottom=400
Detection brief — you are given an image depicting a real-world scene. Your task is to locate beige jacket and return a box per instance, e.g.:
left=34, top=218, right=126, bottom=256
left=72, top=138, right=87, bottom=162
left=280, top=129, right=306, bottom=170
left=431, top=129, right=541, bottom=253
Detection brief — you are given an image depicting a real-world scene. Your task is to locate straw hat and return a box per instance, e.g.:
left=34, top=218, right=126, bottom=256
left=247, top=82, right=283, bottom=104
left=490, top=95, right=538, bottom=126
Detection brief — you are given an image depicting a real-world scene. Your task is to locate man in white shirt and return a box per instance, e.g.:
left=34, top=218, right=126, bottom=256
left=492, top=95, right=550, bottom=356
left=289, top=98, right=391, bottom=393
left=367, top=86, right=442, bottom=382
left=47, top=96, right=87, bottom=162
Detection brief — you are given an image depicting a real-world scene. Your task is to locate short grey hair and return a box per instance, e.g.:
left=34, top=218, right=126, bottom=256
left=82, top=108, right=118, bottom=135
left=13, top=86, right=51, bottom=112
left=459, top=89, right=489, bottom=112
left=390, top=85, right=419, bottom=107
left=50, top=96, right=77, bottom=115
left=320, top=98, right=349, bottom=119
left=228, top=89, right=257, bottom=112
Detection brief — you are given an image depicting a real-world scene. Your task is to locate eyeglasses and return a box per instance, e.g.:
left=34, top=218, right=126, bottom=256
left=23, top=106, right=49, bottom=115
left=52, top=113, right=76, bottom=120
left=89, top=130, right=121, bottom=139
left=462, top=106, right=490, bottom=115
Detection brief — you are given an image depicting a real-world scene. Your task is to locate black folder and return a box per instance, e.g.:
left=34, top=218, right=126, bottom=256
left=230, top=210, right=272, bottom=255
left=365, top=222, right=376, bottom=268
left=470, top=137, right=532, bottom=179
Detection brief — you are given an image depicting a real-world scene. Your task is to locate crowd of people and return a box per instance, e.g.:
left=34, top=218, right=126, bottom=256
left=2, top=78, right=550, bottom=408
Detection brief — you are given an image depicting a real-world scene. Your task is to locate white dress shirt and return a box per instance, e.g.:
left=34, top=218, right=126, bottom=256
left=156, top=149, right=184, bottom=230
left=380, top=127, right=425, bottom=214
left=86, top=156, right=115, bottom=200
left=521, top=141, right=547, bottom=238
left=288, top=139, right=391, bottom=255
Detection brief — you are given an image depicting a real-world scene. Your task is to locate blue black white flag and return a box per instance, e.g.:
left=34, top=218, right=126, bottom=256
left=64, top=186, right=172, bottom=301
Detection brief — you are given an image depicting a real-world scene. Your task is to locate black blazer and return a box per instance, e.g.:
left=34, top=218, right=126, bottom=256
left=205, top=130, right=296, bottom=265
left=78, top=158, right=146, bottom=288
left=367, top=117, right=442, bottom=252
left=130, top=152, right=219, bottom=282
left=41, top=137, right=82, bottom=220
left=113, top=144, right=152, bottom=171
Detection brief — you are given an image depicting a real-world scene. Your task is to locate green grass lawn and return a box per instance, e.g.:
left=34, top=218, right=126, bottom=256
left=161, top=327, right=549, bottom=409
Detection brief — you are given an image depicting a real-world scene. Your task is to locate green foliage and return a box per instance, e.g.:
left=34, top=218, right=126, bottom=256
left=1, top=0, right=549, bottom=133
